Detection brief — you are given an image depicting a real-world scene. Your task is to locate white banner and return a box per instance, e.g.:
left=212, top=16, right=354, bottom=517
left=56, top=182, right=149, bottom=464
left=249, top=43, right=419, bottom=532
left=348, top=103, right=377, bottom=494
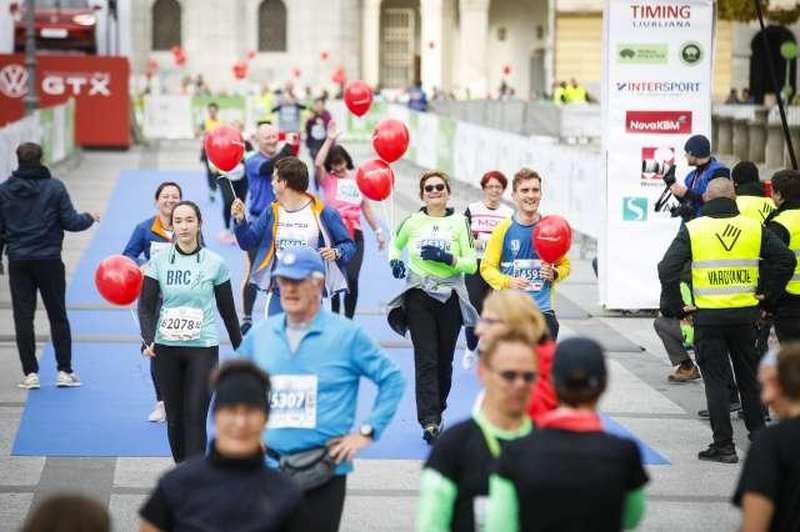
left=600, top=0, right=715, bottom=309
left=142, top=95, right=194, bottom=139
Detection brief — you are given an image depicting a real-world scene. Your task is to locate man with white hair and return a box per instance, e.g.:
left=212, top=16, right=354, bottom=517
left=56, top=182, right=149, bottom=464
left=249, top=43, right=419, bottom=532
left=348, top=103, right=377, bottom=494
left=659, top=178, right=796, bottom=463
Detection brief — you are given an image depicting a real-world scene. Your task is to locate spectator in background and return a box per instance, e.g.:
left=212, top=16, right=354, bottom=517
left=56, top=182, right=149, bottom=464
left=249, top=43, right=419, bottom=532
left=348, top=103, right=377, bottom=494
left=272, top=85, right=307, bottom=134
left=408, top=81, right=429, bottom=112
left=725, top=88, right=739, bottom=104
left=566, top=78, right=587, bottom=104
left=198, top=102, right=224, bottom=203
left=305, top=97, right=333, bottom=164
left=23, top=494, right=110, bottom=532
left=740, top=88, right=755, bottom=104
left=552, top=81, right=568, bottom=106
left=734, top=344, right=800, bottom=532
left=0, top=143, right=100, bottom=390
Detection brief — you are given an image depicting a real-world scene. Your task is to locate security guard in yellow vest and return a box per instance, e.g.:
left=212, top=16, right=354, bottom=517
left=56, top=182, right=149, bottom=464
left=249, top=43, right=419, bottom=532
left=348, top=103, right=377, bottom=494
left=732, top=161, right=775, bottom=223
left=765, top=169, right=800, bottom=342
left=658, top=178, right=795, bottom=463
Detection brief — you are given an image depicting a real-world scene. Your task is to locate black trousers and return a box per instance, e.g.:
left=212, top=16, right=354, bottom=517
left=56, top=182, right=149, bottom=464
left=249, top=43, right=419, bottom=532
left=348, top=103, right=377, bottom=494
left=154, top=344, right=219, bottom=462
left=200, top=148, right=218, bottom=193
left=219, top=177, right=249, bottom=230
left=543, top=311, right=560, bottom=341
left=242, top=246, right=260, bottom=318
left=406, top=289, right=463, bottom=426
left=775, top=312, right=800, bottom=343
left=694, top=324, right=764, bottom=447
left=331, top=230, right=364, bottom=319
left=292, top=475, right=347, bottom=532
left=9, top=259, right=72, bottom=375
left=464, top=259, right=491, bottom=350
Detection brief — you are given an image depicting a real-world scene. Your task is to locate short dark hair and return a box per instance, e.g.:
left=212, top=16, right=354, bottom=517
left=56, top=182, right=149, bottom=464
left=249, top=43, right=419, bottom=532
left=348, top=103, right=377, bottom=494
left=480, top=170, right=508, bottom=190
left=211, top=359, right=272, bottom=414
left=275, top=157, right=309, bottom=192
left=771, top=169, right=800, bottom=201
left=16, top=142, right=43, bottom=167
left=23, top=494, right=110, bottom=532
left=324, top=145, right=354, bottom=173
left=512, top=168, right=542, bottom=192
left=154, top=181, right=182, bottom=201
left=207, top=102, right=219, bottom=110
left=778, top=342, right=800, bottom=401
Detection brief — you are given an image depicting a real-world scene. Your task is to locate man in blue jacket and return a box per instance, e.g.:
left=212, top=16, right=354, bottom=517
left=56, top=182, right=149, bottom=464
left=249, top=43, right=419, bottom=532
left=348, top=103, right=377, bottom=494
left=238, top=246, right=404, bottom=532
left=0, top=143, right=99, bottom=389
left=669, top=134, right=729, bottom=218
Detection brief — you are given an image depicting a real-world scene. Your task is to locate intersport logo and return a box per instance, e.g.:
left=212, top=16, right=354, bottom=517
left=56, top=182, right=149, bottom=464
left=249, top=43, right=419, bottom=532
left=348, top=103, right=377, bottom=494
left=626, top=111, right=692, bottom=134
left=616, top=81, right=701, bottom=95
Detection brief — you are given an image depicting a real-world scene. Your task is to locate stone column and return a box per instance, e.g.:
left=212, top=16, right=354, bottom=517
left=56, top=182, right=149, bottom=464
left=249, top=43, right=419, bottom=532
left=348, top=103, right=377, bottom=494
left=362, top=0, right=381, bottom=87
left=458, top=0, right=490, bottom=98
left=766, top=122, right=784, bottom=170
left=717, top=116, right=734, bottom=156
left=420, top=0, right=443, bottom=94
left=748, top=108, right=768, bottom=164
left=733, top=118, right=750, bottom=161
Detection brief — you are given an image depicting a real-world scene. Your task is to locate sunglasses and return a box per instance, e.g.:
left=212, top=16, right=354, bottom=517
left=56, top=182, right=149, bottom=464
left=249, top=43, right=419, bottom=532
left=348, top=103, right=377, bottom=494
left=493, top=368, right=538, bottom=384
left=424, top=183, right=446, bottom=193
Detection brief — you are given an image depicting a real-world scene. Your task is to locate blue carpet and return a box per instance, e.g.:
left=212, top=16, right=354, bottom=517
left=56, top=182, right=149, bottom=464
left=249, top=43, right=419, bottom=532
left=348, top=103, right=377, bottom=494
left=13, top=168, right=669, bottom=465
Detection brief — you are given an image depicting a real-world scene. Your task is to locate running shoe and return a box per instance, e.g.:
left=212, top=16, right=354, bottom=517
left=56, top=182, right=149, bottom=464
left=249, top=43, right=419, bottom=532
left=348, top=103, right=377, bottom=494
left=148, top=401, right=166, bottom=423
left=17, top=373, right=40, bottom=390
left=56, top=371, right=82, bottom=388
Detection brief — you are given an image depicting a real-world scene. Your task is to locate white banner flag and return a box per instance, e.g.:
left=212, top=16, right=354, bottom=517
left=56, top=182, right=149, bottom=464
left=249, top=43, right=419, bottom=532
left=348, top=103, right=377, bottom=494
left=600, top=0, right=715, bottom=309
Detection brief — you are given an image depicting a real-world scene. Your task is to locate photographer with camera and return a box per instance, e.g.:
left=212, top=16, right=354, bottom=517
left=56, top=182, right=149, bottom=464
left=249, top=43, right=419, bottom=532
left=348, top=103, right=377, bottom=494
left=668, top=135, right=729, bottom=219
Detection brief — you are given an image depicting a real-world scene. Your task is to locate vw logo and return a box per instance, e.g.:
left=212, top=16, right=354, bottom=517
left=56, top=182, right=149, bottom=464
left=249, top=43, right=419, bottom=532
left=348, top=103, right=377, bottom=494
left=0, top=64, right=29, bottom=98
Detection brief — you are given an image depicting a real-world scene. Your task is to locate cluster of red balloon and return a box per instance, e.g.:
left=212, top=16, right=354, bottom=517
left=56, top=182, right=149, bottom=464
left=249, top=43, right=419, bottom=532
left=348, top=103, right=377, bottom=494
left=533, top=215, right=572, bottom=263
left=171, top=46, right=186, bottom=67
left=95, top=255, right=143, bottom=306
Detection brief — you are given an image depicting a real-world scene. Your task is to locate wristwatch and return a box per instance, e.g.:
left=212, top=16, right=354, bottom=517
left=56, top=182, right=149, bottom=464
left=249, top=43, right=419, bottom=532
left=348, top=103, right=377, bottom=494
left=359, top=424, right=375, bottom=439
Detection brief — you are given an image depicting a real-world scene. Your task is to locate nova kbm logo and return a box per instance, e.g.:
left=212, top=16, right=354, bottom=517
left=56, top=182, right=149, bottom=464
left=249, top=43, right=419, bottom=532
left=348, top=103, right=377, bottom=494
left=623, top=197, right=648, bottom=221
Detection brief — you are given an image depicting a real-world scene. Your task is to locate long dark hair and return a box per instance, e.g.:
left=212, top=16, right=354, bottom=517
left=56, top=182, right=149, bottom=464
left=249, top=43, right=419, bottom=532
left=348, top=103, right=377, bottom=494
left=170, top=200, right=205, bottom=248
left=324, top=145, right=354, bottom=173
left=154, top=181, right=183, bottom=200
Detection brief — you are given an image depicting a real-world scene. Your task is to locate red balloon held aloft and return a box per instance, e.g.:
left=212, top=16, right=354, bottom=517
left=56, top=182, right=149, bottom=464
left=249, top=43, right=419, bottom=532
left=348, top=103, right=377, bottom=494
left=502, top=64, right=512, bottom=76
left=233, top=61, right=248, bottom=80
left=372, top=118, right=409, bottom=163
left=533, top=215, right=572, bottom=263
left=204, top=125, right=245, bottom=172
left=344, top=80, right=373, bottom=117
left=355, top=158, right=395, bottom=201
left=247, top=49, right=257, bottom=60
left=332, top=67, right=347, bottom=86
left=95, top=255, right=143, bottom=306
left=291, top=67, right=301, bottom=79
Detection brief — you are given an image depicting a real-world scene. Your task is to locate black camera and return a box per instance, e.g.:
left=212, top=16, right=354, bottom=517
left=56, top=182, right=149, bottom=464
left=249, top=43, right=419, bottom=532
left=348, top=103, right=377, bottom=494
left=653, top=165, right=694, bottom=222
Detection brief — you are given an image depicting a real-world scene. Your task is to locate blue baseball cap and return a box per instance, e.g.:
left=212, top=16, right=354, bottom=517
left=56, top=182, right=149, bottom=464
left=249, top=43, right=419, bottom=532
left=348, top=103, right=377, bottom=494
left=272, top=247, right=325, bottom=280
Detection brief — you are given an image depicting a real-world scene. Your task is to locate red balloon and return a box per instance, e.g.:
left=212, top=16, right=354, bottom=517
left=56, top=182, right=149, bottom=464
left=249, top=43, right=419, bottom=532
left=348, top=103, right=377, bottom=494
left=203, top=125, right=245, bottom=172
left=533, top=215, right=572, bottom=263
left=321, top=50, right=329, bottom=61
left=355, top=159, right=394, bottom=201
left=246, top=49, right=257, bottom=60
left=232, top=61, right=248, bottom=80
left=344, top=80, right=373, bottom=117
left=372, top=119, right=409, bottom=163
left=332, top=67, right=347, bottom=86
left=95, top=255, right=143, bottom=306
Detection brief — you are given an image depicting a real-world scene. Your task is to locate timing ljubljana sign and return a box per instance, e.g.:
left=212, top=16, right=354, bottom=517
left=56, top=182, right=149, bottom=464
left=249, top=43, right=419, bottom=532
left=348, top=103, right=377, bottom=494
left=0, top=55, right=130, bottom=148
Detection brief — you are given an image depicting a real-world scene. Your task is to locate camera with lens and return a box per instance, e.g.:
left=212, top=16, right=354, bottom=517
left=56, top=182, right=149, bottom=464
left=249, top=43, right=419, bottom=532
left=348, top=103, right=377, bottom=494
left=653, top=164, right=694, bottom=222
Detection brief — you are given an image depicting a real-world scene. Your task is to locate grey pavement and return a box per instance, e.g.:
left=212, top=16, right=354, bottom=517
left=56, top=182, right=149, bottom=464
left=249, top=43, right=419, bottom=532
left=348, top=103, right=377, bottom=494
left=0, top=141, right=749, bottom=531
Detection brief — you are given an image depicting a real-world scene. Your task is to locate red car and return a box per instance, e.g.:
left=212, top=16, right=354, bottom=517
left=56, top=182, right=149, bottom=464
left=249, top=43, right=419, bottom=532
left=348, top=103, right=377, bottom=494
left=12, top=0, right=98, bottom=54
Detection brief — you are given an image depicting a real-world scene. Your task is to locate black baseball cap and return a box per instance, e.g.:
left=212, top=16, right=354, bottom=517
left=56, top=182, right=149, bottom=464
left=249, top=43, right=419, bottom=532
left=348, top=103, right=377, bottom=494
left=552, top=337, right=607, bottom=392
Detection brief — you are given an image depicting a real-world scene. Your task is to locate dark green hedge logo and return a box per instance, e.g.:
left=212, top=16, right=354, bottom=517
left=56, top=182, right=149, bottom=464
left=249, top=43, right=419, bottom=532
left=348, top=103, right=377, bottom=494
left=679, top=42, right=703, bottom=66
left=617, top=44, right=668, bottom=64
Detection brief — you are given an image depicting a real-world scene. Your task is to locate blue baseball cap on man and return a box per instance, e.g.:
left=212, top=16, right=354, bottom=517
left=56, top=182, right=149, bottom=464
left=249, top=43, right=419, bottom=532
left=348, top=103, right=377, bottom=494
left=272, top=247, right=326, bottom=280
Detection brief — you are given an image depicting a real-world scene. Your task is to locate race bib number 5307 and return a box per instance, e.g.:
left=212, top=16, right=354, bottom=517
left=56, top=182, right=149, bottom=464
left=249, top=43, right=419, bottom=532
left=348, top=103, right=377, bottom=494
left=268, top=375, right=319, bottom=429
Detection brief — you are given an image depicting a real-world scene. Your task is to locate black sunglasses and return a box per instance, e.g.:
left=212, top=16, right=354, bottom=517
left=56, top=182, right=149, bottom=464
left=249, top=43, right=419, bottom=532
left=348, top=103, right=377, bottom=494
left=424, top=183, right=446, bottom=193
left=494, top=368, right=538, bottom=384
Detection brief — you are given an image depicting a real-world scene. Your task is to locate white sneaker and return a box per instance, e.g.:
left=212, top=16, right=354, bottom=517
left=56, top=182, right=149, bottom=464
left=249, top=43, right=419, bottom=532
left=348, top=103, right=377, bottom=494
left=56, top=371, right=82, bottom=388
left=462, top=347, right=479, bottom=370
left=148, top=401, right=166, bottom=423
left=17, top=373, right=40, bottom=390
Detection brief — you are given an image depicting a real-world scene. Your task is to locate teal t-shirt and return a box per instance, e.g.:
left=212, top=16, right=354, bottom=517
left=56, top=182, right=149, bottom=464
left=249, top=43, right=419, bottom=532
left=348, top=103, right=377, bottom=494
left=145, top=246, right=230, bottom=347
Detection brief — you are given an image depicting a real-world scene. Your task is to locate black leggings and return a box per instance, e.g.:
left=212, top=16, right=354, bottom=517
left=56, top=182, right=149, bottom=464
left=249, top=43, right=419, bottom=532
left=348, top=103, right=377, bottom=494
left=464, top=259, right=490, bottom=350
left=292, top=475, right=347, bottom=531
left=155, top=344, right=219, bottom=462
left=220, top=177, right=249, bottom=230
left=405, top=289, right=463, bottom=427
left=331, top=230, right=364, bottom=319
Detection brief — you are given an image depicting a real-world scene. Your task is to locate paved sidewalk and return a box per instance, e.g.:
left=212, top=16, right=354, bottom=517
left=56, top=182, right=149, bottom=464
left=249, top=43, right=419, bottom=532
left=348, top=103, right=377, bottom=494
left=0, top=141, right=748, bottom=531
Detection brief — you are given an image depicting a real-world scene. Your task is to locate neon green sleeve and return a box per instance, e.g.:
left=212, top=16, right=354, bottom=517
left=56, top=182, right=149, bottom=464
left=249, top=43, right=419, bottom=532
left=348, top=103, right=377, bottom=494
left=486, top=474, right=519, bottom=532
left=389, top=215, right=412, bottom=262
left=416, top=469, right=457, bottom=532
left=622, top=488, right=646, bottom=529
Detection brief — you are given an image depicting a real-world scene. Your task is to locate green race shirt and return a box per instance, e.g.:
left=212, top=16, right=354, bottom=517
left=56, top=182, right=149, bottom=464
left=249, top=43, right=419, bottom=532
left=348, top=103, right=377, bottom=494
left=389, top=210, right=476, bottom=277
left=146, top=246, right=231, bottom=348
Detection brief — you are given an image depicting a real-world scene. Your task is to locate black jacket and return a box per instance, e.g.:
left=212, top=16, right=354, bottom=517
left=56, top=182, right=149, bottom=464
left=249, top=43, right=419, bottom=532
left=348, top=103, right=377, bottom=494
left=0, top=165, right=94, bottom=261
left=658, top=198, right=796, bottom=325
left=765, top=198, right=800, bottom=316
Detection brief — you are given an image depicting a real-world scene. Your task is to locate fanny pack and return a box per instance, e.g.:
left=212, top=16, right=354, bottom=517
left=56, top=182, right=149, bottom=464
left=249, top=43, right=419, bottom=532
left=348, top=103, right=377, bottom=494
left=267, top=447, right=336, bottom=491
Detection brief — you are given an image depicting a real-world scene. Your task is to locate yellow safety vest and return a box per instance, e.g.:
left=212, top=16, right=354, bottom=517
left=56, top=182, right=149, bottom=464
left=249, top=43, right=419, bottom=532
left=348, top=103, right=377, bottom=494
left=203, top=117, right=223, bottom=133
left=772, top=209, right=800, bottom=295
left=736, top=195, right=775, bottom=224
left=687, top=214, right=762, bottom=309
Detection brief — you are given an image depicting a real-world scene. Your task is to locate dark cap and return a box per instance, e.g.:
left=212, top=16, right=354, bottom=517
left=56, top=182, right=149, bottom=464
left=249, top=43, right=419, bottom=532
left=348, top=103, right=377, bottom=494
left=552, top=337, right=607, bottom=391
left=731, top=161, right=759, bottom=185
left=684, top=135, right=711, bottom=158
left=213, top=361, right=270, bottom=414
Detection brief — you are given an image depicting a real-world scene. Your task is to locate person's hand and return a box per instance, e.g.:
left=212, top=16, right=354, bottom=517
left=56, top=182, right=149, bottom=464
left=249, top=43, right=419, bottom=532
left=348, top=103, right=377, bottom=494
left=509, top=277, right=529, bottom=290
left=231, top=198, right=246, bottom=223
left=540, top=262, right=555, bottom=281
left=682, top=305, right=697, bottom=314
left=91, top=212, right=101, bottom=223
left=390, top=259, right=406, bottom=279
left=669, top=183, right=688, bottom=198
left=420, top=245, right=454, bottom=265
left=327, top=433, right=371, bottom=464
left=319, top=247, right=338, bottom=261
left=143, top=343, right=156, bottom=358
left=327, top=120, right=339, bottom=140
left=375, top=231, right=386, bottom=251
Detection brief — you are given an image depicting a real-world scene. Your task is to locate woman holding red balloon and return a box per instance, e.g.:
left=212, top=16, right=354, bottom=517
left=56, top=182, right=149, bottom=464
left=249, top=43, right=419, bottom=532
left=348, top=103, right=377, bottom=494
left=122, top=181, right=183, bottom=423
left=315, top=121, right=386, bottom=318
left=386, top=171, right=478, bottom=444
left=138, top=201, right=242, bottom=462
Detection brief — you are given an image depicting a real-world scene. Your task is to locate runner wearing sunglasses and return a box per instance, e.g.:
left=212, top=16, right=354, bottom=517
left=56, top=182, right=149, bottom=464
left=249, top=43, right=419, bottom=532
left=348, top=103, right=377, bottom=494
left=387, top=171, right=478, bottom=444
left=416, top=328, right=539, bottom=531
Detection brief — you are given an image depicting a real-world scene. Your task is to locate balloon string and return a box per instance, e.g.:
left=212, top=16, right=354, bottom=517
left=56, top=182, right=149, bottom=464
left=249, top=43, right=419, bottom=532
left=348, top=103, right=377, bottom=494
left=217, top=176, right=238, bottom=200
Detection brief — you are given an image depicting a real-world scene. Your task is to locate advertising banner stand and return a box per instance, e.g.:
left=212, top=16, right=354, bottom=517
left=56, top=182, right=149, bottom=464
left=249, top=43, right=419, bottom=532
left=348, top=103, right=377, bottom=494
left=600, top=0, right=715, bottom=309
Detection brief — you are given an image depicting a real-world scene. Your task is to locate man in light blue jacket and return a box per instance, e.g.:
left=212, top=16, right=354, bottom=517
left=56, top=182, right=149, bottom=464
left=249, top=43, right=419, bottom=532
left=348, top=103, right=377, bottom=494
left=237, top=246, right=405, bottom=532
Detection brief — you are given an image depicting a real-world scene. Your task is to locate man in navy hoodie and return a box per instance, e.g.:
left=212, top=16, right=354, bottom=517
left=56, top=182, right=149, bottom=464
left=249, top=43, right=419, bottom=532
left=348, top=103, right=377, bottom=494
left=0, top=143, right=99, bottom=389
